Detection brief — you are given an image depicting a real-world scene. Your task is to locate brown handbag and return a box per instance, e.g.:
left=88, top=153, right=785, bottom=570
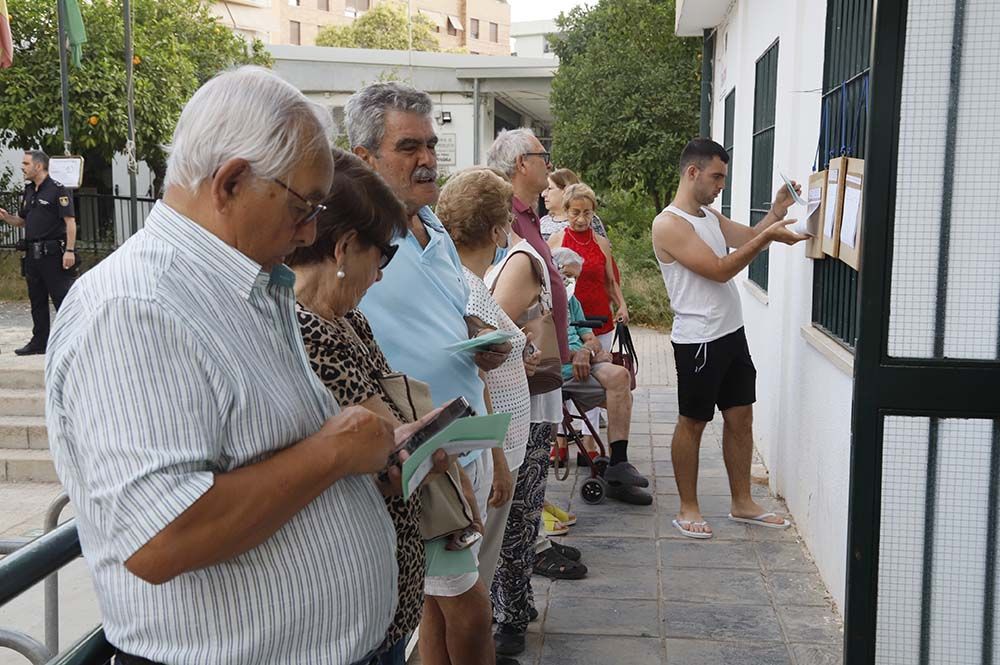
left=379, top=373, right=475, bottom=541
left=490, top=250, right=564, bottom=395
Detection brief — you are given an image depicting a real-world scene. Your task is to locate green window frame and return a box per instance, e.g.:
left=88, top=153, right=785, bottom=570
left=749, top=41, right=779, bottom=291
left=812, top=0, right=873, bottom=349
left=722, top=89, right=736, bottom=219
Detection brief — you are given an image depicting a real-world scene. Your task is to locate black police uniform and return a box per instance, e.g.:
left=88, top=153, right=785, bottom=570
left=18, top=176, right=76, bottom=350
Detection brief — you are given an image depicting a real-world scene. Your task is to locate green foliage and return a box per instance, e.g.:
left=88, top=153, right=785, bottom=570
left=316, top=3, right=439, bottom=51
left=601, top=189, right=673, bottom=329
left=550, top=0, right=701, bottom=211
left=0, top=0, right=272, bottom=189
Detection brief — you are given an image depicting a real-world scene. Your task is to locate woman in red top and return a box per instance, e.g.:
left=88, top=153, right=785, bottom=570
left=547, top=183, right=629, bottom=343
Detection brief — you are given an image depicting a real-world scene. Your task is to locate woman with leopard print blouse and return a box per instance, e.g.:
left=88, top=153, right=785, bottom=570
left=286, top=149, right=447, bottom=665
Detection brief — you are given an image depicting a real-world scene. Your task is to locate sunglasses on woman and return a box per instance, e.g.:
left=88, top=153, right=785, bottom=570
left=374, top=240, right=399, bottom=269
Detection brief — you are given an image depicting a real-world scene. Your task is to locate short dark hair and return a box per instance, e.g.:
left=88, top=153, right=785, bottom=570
left=679, top=138, right=729, bottom=173
left=285, top=149, right=407, bottom=267
left=26, top=150, right=49, bottom=170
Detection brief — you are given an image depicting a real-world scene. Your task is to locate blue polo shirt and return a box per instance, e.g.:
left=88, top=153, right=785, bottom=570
left=360, top=206, right=486, bottom=465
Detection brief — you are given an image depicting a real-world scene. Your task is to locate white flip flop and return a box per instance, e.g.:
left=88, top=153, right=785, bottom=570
left=672, top=519, right=713, bottom=539
left=728, top=512, right=791, bottom=529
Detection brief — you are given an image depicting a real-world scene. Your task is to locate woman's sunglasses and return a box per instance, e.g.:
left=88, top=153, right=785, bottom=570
left=374, top=241, right=399, bottom=270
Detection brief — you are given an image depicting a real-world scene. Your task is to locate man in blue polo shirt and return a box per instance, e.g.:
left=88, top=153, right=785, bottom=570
left=347, top=82, right=512, bottom=665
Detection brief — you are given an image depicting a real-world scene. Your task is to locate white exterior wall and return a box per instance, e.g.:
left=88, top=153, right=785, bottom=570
left=709, top=0, right=852, bottom=611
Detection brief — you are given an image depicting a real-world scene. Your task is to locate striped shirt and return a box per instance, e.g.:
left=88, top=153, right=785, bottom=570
left=45, top=202, right=397, bottom=665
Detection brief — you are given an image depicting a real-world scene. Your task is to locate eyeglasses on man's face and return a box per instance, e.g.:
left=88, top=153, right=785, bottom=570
left=272, top=178, right=328, bottom=226
left=523, top=151, right=552, bottom=166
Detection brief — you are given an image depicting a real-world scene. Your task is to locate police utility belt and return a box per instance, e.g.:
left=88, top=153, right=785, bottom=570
left=16, top=238, right=67, bottom=259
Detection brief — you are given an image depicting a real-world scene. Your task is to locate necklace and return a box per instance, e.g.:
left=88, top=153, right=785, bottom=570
left=567, top=227, right=593, bottom=246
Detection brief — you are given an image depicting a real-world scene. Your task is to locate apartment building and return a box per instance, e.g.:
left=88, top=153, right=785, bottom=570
left=211, top=0, right=510, bottom=54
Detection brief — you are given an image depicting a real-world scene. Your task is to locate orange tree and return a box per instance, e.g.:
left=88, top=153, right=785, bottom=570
left=0, top=0, right=271, bottom=194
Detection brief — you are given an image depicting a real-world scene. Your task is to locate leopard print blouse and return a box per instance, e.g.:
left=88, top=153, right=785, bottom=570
left=297, top=304, right=425, bottom=647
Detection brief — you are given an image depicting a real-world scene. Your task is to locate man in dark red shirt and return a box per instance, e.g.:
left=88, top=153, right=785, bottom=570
left=486, top=128, right=585, bottom=659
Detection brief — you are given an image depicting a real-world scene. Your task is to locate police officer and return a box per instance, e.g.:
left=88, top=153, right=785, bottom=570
left=0, top=150, right=77, bottom=355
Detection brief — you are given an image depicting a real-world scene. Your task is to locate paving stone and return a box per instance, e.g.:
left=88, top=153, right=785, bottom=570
left=555, top=536, right=658, bottom=569
left=662, top=567, right=770, bottom=605
left=657, top=475, right=735, bottom=497
left=788, top=642, right=843, bottom=665
left=653, top=446, right=674, bottom=461
left=755, top=541, right=816, bottom=573
left=776, top=605, right=844, bottom=644
left=545, top=596, right=660, bottom=637
left=540, top=634, right=666, bottom=665
left=662, top=602, right=783, bottom=642
left=549, top=564, right=658, bottom=600
left=766, top=572, right=834, bottom=607
left=661, top=539, right=759, bottom=570
left=665, top=639, right=792, bottom=665
left=559, top=510, right=655, bottom=538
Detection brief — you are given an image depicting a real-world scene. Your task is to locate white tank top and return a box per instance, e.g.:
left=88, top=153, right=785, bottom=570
left=656, top=205, right=744, bottom=344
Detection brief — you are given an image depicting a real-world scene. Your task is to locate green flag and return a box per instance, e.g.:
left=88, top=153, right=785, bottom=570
left=64, top=0, right=86, bottom=67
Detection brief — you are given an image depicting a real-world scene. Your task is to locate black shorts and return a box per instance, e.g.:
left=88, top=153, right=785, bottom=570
left=672, top=327, right=756, bottom=422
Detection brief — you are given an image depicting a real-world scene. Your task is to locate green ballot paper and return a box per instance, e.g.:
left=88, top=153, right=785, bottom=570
left=443, top=329, right=518, bottom=354
left=424, top=538, right=478, bottom=577
left=401, top=412, right=511, bottom=499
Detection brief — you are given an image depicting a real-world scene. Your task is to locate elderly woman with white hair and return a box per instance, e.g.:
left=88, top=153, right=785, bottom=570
left=549, top=245, right=652, bottom=506
left=43, top=66, right=435, bottom=665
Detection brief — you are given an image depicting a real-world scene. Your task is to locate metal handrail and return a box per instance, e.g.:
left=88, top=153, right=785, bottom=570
left=0, top=520, right=80, bottom=607
left=0, top=494, right=104, bottom=664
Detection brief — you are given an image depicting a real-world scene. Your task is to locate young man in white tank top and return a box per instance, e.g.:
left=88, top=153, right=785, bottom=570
left=650, top=138, right=808, bottom=539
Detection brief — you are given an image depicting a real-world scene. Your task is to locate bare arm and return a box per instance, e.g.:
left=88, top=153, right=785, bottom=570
left=547, top=229, right=564, bottom=250
left=652, top=211, right=806, bottom=284
left=715, top=181, right=801, bottom=248
left=491, top=253, right=542, bottom=322
left=126, top=406, right=397, bottom=584
left=64, top=217, right=77, bottom=250
left=0, top=208, right=25, bottom=227
left=597, top=235, right=628, bottom=322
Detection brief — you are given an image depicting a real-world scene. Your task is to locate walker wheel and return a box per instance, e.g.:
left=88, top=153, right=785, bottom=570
left=580, top=477, right=607, bottom=504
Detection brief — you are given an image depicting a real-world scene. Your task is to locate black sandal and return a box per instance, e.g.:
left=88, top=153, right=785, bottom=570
left=533, top=547, right=588, bottom=579
left=549, top=541, right=581, bottom=562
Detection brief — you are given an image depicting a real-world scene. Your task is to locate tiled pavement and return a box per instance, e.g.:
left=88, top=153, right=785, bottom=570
left=502, top=328, right=844, bottom=665
left=0, top=314, right=843, bottom=664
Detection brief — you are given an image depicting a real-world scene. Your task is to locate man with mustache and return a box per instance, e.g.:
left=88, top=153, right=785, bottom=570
left=348, top=82, right=511, bottom=665
left=651, top=138, right=807, bottom=540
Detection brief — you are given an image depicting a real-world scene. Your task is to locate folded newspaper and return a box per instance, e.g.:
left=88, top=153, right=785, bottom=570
left=401, top=413, right=512, bottom=499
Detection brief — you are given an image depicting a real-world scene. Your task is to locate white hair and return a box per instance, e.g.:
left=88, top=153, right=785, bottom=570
left=486, top=128, right=538, bottom=177
left=551, top=246, right=584, bottom=270
left=164, top=66, right=332, bottom=192
left=344, top=82, right=434, bottom=154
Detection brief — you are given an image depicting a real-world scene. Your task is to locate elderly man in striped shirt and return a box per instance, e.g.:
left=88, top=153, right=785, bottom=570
left=44, top=67, right=434, bottom=665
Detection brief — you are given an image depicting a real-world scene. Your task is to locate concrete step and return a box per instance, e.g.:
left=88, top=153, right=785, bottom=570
left=1, top=449, right=58, bottom=483
left=0, top=367, right=45, bottom=390
left=0, top=416, right=48, bottom=450
left=0, top=388, right=46, bottom=417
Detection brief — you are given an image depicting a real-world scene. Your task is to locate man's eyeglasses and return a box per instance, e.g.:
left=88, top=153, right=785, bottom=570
left=523, top=151, right=552, bottom=166
left=273, top=178, right=328, bottom=226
